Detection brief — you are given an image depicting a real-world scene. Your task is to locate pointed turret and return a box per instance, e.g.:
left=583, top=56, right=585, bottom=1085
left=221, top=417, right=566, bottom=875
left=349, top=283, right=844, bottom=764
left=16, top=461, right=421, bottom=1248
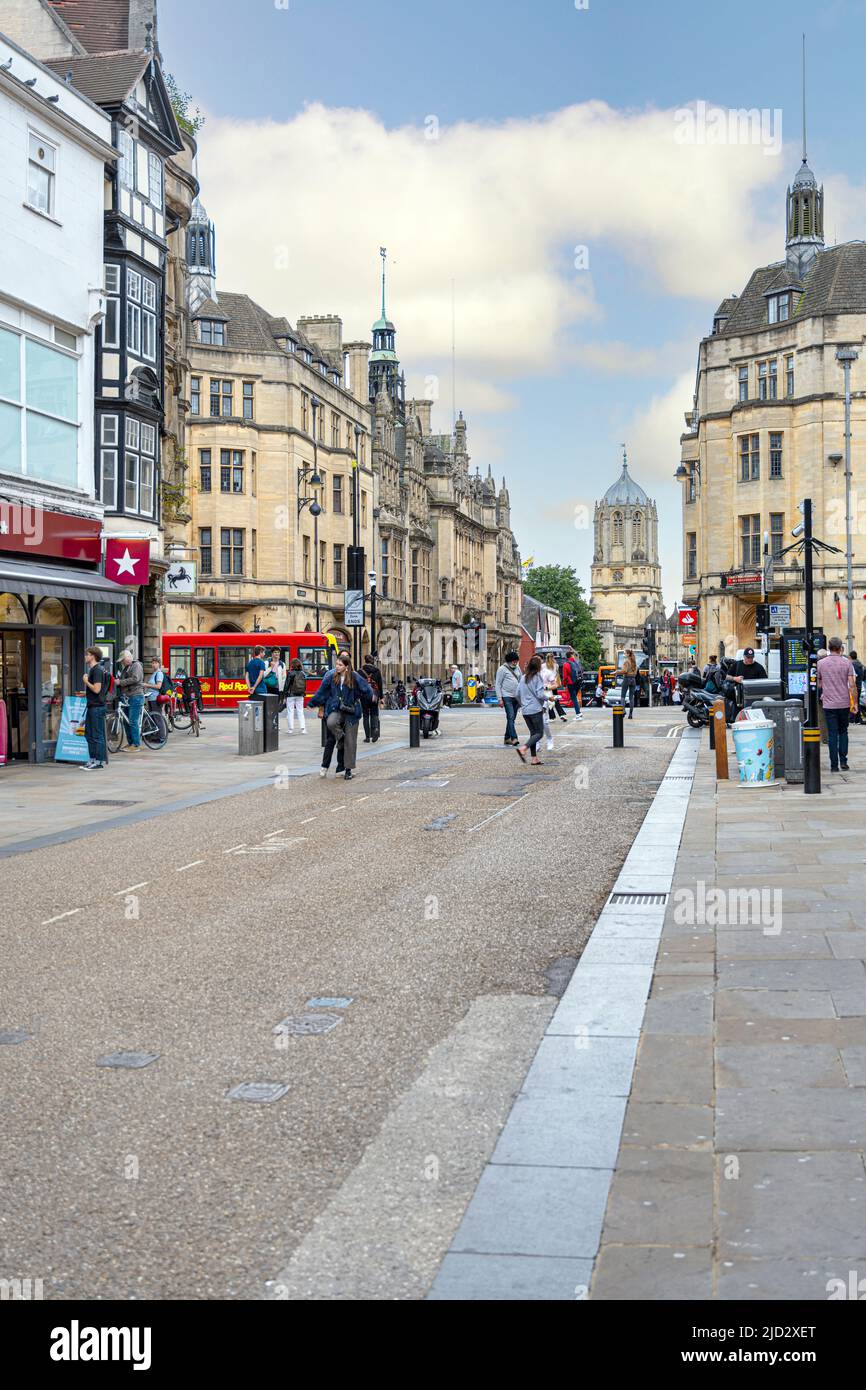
left=786, top=37, right=824, bottom=278
left=368, top=246, right=404, bottom=419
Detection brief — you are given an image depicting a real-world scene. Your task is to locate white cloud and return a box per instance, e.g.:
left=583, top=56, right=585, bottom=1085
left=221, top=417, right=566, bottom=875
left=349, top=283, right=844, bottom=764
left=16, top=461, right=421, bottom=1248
left=198, top=98, right=785, bottom=387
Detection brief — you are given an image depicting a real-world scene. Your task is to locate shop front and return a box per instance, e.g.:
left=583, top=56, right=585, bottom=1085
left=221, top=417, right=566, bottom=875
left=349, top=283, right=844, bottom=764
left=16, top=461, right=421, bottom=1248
left=0, top=508, right=133, bottom=763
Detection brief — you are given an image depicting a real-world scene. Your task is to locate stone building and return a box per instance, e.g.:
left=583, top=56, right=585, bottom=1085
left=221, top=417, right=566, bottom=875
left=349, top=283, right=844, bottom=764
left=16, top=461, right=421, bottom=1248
left=590, top=450, right=668, bottom=663
left=679, top=136, right=866, bottom=664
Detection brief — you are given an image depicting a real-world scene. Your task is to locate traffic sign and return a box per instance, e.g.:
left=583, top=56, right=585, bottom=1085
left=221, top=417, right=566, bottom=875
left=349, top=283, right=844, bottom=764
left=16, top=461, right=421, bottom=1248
left=344, top=589, right=365, bottom=626
left=769, top=603, right=791, bottom=627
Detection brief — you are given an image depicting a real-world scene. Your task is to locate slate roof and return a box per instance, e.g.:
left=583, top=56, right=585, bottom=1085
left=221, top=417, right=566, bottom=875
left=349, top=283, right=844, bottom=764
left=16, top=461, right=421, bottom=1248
left=717, top=242, right=866, bottom=337
left=45, top=50, right=148, bottom=104
left=602, top=462, right=650, bottom=506
left=48, top=0, right=129, bottom=54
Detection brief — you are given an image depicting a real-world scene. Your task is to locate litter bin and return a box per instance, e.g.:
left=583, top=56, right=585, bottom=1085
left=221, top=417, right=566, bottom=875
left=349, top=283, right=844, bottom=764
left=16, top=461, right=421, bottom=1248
left=757, top=698, right=790, bottom=779
left=238, top=699, right=264, bottom=756
left=731, top=715, right=774, bottom=784
left=262, top=693, right=280, bottom=754
left=782, top=699, right=806, bottom=784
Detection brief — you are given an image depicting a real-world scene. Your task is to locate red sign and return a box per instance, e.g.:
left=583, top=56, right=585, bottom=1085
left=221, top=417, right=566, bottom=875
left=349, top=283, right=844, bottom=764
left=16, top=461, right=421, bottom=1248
left=678, top=608, right=698, bottom=629
left=722, top=573, right=761, bottom=588
left=105, top=538, right=150, bottom=586
left=0, top=501, right=101, bottom=563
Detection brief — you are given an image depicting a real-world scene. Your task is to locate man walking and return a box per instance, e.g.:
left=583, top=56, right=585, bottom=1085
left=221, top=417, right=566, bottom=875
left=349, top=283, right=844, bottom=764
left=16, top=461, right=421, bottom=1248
left=850, top=649, right=865, bottom=723
left=818, top=638, right=857, bottom=772
left=245, top=645, right=268, bottom=700
left=82, top=646, right=108, bottom=770
left=494, top=650, right=521, bottom=745
left=361, top=653, right=382, bottom=743
left=562, top=648, right=584, bottom=720
left=117, top=649, right=145, bottom=750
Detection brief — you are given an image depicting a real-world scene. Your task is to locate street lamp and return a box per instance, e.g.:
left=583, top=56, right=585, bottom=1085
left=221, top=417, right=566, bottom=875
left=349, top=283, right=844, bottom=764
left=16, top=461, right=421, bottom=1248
left=297, top=396, right=323, bottom=632
left=369, top=568, right=377, bottom=659
left=353, top=423, right=362, bottom=668
left=835, top=347, right=858, bottom=651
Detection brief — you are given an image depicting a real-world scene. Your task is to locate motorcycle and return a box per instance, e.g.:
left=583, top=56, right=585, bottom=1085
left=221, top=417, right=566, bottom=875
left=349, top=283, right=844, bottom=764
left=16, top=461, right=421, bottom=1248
left=414, top=678, right=443, bottom=737
left=679, top=667, right=739, bottom=729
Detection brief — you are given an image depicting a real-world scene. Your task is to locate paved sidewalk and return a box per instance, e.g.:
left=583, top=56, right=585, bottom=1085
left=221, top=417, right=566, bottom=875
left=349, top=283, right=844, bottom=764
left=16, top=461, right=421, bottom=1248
left=590, top=742, right=866, bottom=1301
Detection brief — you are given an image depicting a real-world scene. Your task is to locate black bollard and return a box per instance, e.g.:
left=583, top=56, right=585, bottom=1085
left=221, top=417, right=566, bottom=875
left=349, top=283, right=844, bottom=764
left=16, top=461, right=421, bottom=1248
left=409, top=704, right=421, bottom=748
left=803, top=727, right=821, bottom=795
left=709, top=713, right=715, bottom=750
left=612, top=704, right=625, bottom=749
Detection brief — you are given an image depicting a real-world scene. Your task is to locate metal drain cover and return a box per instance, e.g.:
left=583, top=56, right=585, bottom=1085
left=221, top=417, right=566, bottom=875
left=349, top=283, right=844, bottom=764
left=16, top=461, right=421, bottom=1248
left=609, top=892, right=668, bottom=906
left=227, top=1081, right=289, bottom=1104
left=275, top=1013, right=342, bottom=1036
left=0, top=1028, right=31, bottom=1045
left=81, top=800, right=141, bottom=807
left=97, top=1051, right=159, bottom=1069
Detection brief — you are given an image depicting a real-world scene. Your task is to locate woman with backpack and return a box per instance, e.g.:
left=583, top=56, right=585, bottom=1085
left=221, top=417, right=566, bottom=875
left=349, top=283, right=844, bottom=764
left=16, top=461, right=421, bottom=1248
left=515, top=655, right=547, bottom=766
left=284, top=656, right=307, bottom=733
left=309, top=654, right=373, bottom=780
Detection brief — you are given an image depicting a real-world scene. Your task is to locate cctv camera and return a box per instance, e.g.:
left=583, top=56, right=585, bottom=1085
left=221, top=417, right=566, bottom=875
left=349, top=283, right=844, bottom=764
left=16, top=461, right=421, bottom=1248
left=791, top=522, right=805, bottom=537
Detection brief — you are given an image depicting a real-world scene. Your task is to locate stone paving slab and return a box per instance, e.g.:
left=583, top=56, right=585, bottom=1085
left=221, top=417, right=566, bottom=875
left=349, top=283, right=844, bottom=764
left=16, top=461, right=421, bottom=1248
left=592, top=1245, right=713, bottom=1300
left=448, top=1164, right=614, bottom=1259
left=715, top=1044, right=846, bottom=1089
left=716, top=1151, right=866, bottom=1260
left=716, top=1087, right=866, bottom=1150
left=428, top=1252, right=592, bottom=1301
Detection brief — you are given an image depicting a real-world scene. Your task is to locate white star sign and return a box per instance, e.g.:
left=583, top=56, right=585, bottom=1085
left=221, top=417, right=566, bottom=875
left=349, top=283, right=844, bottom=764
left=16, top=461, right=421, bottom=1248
left=113, top=547, right=141, bottom=578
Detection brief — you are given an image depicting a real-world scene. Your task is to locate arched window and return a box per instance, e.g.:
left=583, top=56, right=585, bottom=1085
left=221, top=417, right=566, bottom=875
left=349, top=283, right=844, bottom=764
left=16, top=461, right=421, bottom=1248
left=632, top=511, right=642, bottom=545
left=0, top=593, right=28, bottom=623
left=35, top=597, right=71, bottom=625
left=612, top=511, right=623, bottom=545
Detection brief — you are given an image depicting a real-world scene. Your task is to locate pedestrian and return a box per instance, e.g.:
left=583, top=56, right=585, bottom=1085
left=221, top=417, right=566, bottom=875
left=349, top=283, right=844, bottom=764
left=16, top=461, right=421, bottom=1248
left=850, top=649, right=865, bottom=723
left=450, top=665, right=463, bottom=701
left=621, top=648, right=638, bottom=719
left=284, top=657, right=307, bottom=734
left=309, top=654, right=373, bottom=780
left=702, top=653, right=719, bottom=681
left=494, top=650, right=521, bottom=745
left=81, top=645, right=108, bottom=770
left=245, top=645, right=268, bottom=699
left=361, top=653, right=382, bottom=742
left=818, top=637, right=857, bottom=772
left=542, top=654, right=568, bottom=722
left=562, top=648, right=584, bottom=720
left=661, top=669, right=673, bottom=706
left=116, top=649, right=145, bottom=750
left=515, top=654, right=546, bottom=766
left=145, top=656, right=165, bottom=708
left=265, top=647, right=287, bottom=699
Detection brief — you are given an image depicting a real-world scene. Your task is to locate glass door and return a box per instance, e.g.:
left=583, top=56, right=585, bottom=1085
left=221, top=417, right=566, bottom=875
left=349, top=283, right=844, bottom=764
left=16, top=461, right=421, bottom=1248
left=36, top=631, right=69, bottom=760
left=0, top=632, right=30, bottom=760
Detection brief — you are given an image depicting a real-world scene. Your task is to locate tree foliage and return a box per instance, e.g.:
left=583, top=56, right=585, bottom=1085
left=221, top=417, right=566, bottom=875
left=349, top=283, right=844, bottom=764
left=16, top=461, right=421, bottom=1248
left=523, top=564, right=602, bottom=666
left=166, top=73, right=205, bottom=137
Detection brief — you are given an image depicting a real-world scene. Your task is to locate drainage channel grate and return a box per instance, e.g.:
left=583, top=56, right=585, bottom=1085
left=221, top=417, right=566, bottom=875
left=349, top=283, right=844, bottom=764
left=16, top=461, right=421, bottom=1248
left=81, top=799, right=142, bottom=807
left=609, top=892, right=668, bottom=906
left=662, top=775, right=693, bottom=782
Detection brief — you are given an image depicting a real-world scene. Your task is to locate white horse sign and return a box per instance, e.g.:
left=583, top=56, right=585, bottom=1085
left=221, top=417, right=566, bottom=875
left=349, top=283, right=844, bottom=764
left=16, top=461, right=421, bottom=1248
left=164, top=561, right=197, bottom=595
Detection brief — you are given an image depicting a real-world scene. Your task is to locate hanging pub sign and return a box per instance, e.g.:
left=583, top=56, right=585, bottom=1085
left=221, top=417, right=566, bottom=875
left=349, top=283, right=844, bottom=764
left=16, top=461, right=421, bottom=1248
left=164, top=561, right=197, bottom=595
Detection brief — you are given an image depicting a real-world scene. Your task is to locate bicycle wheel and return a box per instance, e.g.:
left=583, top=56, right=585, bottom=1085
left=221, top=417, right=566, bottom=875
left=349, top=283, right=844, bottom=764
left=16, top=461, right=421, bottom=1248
left=190, top=703, right=200, bottom=737
left=106, top=711, right=124, bottom=754
left=142, top=711, right=168, bottom=748
left=172, top=701, right=191, bottom=730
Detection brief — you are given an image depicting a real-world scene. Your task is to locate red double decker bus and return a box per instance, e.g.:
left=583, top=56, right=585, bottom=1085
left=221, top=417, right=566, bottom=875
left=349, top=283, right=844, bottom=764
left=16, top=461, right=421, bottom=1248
left=161, top=632, right=339, bottom=709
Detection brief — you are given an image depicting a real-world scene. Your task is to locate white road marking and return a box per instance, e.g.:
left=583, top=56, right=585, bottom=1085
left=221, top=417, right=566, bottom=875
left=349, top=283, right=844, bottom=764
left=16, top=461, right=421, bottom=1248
left=355, top=795, right=370, bottom=803
left=223, top=844, right=246, bottom=854
left=41, top=908, right=81, bottom=925
left=467, top=792, right=532, bottom=833
left=176, top=860, right=205, bottom=872
left=301, top=816, right=317, bottom=824
left=666, top=726, right=682, bottom=739
left=329, top=805, right=346, bottom=813
left=115, top=882, right=148, bottom=895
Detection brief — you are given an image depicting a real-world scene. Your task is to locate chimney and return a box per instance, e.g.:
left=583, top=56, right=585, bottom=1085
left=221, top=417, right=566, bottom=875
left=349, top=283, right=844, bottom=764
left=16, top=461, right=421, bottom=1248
left=129, top=0, right=158, bottom=53
left=296, top=314, right=343, bottom=355
left=343, top=341, right=371, bottom=405
left=409, top=399, right=434, bottom=435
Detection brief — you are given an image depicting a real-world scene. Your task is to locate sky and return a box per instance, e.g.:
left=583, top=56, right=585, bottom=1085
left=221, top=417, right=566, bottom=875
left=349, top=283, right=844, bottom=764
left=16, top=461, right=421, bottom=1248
left=159, top=0, right=866, bottom=608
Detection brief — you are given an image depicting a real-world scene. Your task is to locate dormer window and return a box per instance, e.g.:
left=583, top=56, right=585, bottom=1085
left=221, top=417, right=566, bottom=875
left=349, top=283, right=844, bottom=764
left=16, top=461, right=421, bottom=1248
left=199, top=320, right=225, bottom=346
left=713, top=316, right=727, bottom=335
left=768, top=293, right=790, bottom=324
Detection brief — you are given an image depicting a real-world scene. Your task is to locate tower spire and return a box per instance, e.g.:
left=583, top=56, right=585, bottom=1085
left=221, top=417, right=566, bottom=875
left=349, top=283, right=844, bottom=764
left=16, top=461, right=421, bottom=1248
left=621, top=442, right=628, bottom=474
left=802, top=33, right=807, bottom=165
left=379, top=246, right=387, bottom=320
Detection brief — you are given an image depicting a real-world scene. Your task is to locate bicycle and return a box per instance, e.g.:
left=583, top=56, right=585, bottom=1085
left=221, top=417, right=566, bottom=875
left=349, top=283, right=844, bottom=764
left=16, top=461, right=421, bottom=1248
left=107, top=698, right=168, bottom=752
left=175, top=675, right=204, bottom=737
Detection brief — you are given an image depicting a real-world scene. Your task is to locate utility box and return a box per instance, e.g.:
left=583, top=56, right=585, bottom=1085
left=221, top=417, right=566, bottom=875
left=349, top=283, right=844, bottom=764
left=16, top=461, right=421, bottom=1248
left=757, top=699, right=789, bottom=778
left=783, top=698, right=806, bottom=784
left=262, top=694, right=280, bottom=753
left=238, top=699, right=264, bottom=756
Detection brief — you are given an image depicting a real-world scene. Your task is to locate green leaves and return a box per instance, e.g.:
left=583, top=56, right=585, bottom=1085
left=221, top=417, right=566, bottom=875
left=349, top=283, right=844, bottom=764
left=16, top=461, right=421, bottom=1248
left=524, top=564, right=602, bottom=665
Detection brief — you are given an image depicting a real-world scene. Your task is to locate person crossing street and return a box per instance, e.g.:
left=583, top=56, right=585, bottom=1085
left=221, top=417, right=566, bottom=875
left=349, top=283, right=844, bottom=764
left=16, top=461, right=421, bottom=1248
left=494, top=650, right=521, bottom=745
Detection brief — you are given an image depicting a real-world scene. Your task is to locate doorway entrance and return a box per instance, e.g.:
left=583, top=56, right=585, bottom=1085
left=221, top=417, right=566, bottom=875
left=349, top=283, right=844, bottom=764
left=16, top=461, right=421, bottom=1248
left=0, top=592, right=73, bottom=761
left=0, top=629, right=29, bottom=760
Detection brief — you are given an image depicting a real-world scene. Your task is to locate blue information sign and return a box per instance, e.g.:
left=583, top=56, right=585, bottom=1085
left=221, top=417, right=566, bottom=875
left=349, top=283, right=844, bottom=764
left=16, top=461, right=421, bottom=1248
left=55, top=696, right=90, bottom=764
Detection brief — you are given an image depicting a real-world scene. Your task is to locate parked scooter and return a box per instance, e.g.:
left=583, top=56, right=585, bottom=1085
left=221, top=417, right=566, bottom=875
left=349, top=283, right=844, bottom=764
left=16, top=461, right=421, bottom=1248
left=679, top=664, right=739, bottom=728
left=414, top=677, right=443, bottom=737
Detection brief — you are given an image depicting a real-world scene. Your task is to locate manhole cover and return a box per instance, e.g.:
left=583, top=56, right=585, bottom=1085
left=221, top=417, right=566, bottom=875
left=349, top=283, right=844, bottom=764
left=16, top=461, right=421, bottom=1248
left=81, top=800, right=141, bottom=808
left=275, top=1013, right=342, bottom=1036
left=425, top=814, right=457, bottom=831
left=96, top=1051, right=159, bottom=1068
left=305, top=997, right=353, bottom=1010
left=0, top=1028, right=31, bottom=1045
left=227, top=1081, right=289, bottom=1104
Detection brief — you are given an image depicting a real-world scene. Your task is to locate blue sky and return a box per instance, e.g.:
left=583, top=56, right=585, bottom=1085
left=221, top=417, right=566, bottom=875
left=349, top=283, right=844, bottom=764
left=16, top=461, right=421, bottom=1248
left=160, top=0, right=866, bottom=605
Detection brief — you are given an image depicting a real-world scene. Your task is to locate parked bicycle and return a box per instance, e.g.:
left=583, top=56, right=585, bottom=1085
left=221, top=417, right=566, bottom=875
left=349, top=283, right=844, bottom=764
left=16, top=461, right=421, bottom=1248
left=172, top=673, right=204, bottom=736
left=107, top=698, right=168, bottom=752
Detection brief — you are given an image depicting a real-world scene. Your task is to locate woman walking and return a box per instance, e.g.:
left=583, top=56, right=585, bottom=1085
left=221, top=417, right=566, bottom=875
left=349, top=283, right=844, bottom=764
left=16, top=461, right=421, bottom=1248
left=516, top=655, right=547, bottom=766
left=309, top=654, right=372, bottom=780
left=621, top=648, right=638, bottom=719
left=284, top=656, right=307, bottom=734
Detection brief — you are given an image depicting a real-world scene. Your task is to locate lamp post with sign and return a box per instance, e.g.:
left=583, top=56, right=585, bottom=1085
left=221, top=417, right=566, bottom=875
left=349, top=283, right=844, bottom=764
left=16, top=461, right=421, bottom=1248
left=298, top=396, right=323, bottom=632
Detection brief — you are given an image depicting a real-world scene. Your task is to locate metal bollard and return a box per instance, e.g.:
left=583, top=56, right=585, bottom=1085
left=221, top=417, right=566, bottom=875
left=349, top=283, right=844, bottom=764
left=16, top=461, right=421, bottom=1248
left=709, top=713, right=715, bottom=750
left=409, top=704, right=420, bottom=748
left=712, top=700, right=728, bottom=780
left=612, top=705, right=625, bottom=748
left=803, top=726, right=821, bottom=795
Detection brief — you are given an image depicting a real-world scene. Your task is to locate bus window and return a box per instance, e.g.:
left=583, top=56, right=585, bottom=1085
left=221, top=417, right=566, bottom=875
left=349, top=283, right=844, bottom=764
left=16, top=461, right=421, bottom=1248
left=218, top=646, right=251, bottom=680
left=169, top=647, right=191, bottom=678
left=195, top=647, right=215, bottom=679
left=297, top=645, right=332, bottom=678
